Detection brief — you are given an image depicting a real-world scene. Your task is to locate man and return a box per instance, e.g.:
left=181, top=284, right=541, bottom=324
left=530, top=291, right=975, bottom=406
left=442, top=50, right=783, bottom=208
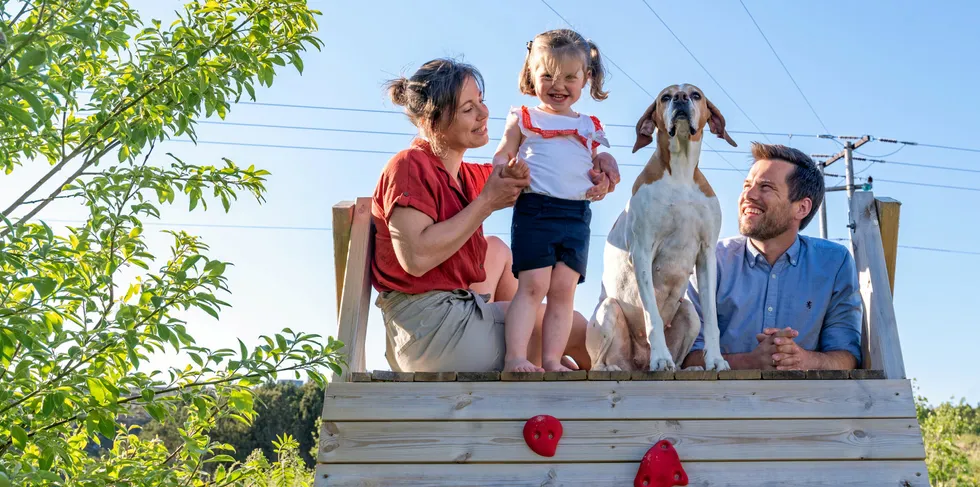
left=682, top=142, right=862, bottom=371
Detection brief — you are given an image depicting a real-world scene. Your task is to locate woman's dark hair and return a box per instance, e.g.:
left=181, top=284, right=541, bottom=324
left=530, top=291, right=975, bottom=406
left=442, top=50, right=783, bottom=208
left=385, top=58, right=484, bottom=137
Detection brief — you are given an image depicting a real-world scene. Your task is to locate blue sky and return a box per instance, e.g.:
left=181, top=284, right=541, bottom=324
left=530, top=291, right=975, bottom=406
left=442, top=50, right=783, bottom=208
left=4, top=1, right=979, bottom=404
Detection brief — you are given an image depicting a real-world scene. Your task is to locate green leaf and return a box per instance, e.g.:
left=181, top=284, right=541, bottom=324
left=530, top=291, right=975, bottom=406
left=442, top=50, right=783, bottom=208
left=198, top=304, right=219, bottom=320
left=275, top=334, right=288, bottom=351
left=228, top=389, right=253, bottom=413
left=141, top=388, right=155, bottom=402
left=0, top=103, right=37, bottom=131
left=87, top=378, right=107, bottom=404
left=17, top=48, right=47, bottom=74
left=33, top=277, right=57, bottom=298
left=11, top=425, right=28, bottom=448
left=204, top=454, right=236, bottom=463
left=10, top=84, right=46, bottom=119
left=146, top=403, right=165, bottom=422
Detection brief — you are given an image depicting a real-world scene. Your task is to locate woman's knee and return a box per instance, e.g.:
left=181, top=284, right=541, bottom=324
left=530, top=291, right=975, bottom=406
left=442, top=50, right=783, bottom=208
left=485, top=236, right=512, bottom=266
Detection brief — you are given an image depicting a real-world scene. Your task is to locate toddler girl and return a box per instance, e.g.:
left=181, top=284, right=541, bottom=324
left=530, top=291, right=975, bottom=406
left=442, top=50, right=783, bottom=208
left=493, top=28, right=612, bottom=373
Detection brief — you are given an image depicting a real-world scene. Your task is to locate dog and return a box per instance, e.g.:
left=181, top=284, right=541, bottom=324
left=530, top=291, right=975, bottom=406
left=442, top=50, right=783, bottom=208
left=585, top=84, right=736, bottom=372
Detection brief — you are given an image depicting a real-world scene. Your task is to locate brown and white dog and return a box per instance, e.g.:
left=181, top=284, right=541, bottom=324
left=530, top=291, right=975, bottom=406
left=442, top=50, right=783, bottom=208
left=585, top=84, right=737, bottom=372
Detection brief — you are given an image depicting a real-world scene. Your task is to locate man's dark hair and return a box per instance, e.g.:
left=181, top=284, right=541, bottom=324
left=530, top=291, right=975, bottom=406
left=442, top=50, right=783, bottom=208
left=751, top=142, right=825, bottom=230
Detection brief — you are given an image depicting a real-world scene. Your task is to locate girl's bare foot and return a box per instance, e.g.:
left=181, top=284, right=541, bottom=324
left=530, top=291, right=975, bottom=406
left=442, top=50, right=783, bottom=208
left=504, top=358, right=544, bottom=373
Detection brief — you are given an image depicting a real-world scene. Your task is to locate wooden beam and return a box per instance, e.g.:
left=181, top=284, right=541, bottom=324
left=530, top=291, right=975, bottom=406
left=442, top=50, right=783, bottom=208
left=875, top=197, right=901, bottom=295
left=331, top=201, right=354, bottom=317
left=333, top=197, right=373, bottom=382
left=315, top=461, right=930, bottom=486
left=321, top=380, right=917, bottom=421
left=318, top=418, right=924, bottom=463
left=850, top=192, right=906, bottom=379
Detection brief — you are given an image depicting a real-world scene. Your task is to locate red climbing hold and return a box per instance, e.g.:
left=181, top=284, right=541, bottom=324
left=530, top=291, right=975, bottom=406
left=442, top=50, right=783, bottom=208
left=522, top=415, right=562, bottom=457
left=634, top=440, right=688, bottom=487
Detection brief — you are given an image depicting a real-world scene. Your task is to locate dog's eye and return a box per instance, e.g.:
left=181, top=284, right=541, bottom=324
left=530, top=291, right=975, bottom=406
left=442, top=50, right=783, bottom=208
left=660, top=94, right=671, bottom=102
left=690, top=92, right=702, bottom=100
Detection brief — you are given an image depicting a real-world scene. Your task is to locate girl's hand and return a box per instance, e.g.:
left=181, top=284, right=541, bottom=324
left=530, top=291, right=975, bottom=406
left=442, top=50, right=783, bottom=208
left=500, top=153, right=530, bottom=180
left=479, top=163, right=528, bottom=211
left=585, top=170, right=610, bottom=201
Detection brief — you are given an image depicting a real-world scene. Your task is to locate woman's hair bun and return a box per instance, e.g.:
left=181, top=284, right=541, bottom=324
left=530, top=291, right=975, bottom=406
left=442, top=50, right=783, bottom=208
left=386, top=77, right=409, bottom=106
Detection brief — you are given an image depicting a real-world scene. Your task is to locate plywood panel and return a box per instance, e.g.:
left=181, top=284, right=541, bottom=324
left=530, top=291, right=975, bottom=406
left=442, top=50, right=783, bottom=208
left=321, top=380, right=916, bottom=421
left=315, top=461, right=930, bottom=487
left=319, top=418, right=924, bottom=463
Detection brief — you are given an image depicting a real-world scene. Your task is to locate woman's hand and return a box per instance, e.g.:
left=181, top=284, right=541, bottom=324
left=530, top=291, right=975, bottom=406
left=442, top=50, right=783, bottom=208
left=480, top=156, right=529, bottom=211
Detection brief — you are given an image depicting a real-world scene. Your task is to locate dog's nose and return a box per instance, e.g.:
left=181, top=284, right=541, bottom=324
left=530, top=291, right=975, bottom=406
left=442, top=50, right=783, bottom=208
left=674, top=92, right=689, bottom=103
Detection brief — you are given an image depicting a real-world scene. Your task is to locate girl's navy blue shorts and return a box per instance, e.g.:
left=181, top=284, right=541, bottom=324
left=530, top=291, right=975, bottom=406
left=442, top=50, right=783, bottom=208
left=510, top=192, right=591, bottom=283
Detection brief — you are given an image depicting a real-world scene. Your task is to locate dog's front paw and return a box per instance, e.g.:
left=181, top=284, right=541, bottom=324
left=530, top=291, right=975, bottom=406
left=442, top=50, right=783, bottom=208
left=648, top=348, right=677, bottom=372
left=703, top=353, right=731, bottom=371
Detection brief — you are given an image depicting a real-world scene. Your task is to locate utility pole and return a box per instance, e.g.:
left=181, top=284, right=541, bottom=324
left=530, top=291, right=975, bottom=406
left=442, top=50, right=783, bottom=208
left=813, top=135, right=872, bottom=239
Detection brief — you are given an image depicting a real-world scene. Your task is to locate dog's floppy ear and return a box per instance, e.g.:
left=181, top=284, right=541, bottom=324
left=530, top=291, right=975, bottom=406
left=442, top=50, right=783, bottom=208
left=632, top=101, right=657, bottom=153
left=706, top=97, right=737, bottom=147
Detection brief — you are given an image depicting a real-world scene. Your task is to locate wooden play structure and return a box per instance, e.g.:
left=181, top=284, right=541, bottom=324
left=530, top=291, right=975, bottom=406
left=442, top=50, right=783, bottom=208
left=315, top=191, right=928, bottom=486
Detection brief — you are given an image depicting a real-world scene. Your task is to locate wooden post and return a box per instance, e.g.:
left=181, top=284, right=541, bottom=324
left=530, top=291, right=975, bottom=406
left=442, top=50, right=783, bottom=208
left=333, top=197, right=374, bottom=382
left=875, top=197, right=901, bottom=295
left=332, top=201, right=355, bottom=317
left=849, top=192, right=906, bottom=379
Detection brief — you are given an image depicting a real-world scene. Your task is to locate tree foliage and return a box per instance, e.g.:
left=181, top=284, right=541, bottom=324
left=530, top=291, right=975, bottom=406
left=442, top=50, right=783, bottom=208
left=0, top=1, right=341, bottom=485
left=917, top=392, right=980, bottom=486
left=139, top=382, right=324, bottom=469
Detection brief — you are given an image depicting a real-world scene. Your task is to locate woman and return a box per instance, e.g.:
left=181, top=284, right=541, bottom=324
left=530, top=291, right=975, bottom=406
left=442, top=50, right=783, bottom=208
left=371, top=58, right=619, bottom=372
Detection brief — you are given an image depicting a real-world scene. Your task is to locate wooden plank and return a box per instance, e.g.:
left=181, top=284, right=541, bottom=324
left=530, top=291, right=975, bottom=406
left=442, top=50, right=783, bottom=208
left=331, top=201, right=354, bottom=317
left=807, top=370, right=850, bottom=380
left=850, top=191, right=907, bottom=379
left=349, top=372, right=372, bottom=383
left=321, top=380, right=917, bottom=421
left=631, top=371, right=675, bottom=381
left=315, top=461, right=930, bottom=486
left=501, top=372, right=544, bottom=381
left=587, top=370, right=631, bottom=381
left=543, top=370, right=587, bottom=381
left=719, top=369, right=761, bottom=380
left=875, top=197, right=901, bottom=295
left=457, top=371, right=500, bottom=382
left=332, top=197, right=374, bottom=383
left=674, top=370, right=718, bottom=380
left=851, top=369, right=886, bottom=380
left=318, top=418, right=925, bottom=463
left=415, top=372, right=458, bottom=382
left=763, top=370, right=806, bottom=380
left=371, top=370, right=413, bottom=382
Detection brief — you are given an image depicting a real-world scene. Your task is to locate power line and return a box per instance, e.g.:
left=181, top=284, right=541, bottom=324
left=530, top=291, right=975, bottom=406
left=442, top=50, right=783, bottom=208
left=163, top=138, right=980, bottom=193
left=873, top=178, right=980, bottom=193
left=166, top=138, right=746, bottom=172
left=830, top=239, right=980, bottom=257
left=195, top=120, right=750, bottom=155
left=638, top=0, right=772, bottom=143
left=851, top=157, right=980, bottom=174
left=739, top=0, right=831, bottom=135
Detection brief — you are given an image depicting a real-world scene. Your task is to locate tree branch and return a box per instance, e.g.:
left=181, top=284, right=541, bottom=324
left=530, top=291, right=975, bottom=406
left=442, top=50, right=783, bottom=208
left=0, top=4, right=269, bottom=220
left=0, top=0, right=51, bottom=71
left=0, top=139, right=121, bottom=239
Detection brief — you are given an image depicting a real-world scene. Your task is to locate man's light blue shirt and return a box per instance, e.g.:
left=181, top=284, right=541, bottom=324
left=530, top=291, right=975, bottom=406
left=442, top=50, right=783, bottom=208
left=687, top=235, right=863, bottom=362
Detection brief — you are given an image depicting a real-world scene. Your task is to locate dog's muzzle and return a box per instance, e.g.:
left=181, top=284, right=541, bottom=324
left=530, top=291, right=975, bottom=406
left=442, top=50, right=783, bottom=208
left=668, top=109, right=694, bottom=137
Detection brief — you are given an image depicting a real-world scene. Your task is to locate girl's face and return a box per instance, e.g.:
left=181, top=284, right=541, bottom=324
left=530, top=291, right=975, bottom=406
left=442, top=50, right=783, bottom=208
left=435, top=75, right=489, bottom=152
left=531, top=52, right=588, bottom=116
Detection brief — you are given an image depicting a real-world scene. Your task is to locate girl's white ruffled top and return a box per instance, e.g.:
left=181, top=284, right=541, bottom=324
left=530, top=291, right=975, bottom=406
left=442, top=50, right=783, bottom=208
left=510, top=105, right=610, bottom=201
